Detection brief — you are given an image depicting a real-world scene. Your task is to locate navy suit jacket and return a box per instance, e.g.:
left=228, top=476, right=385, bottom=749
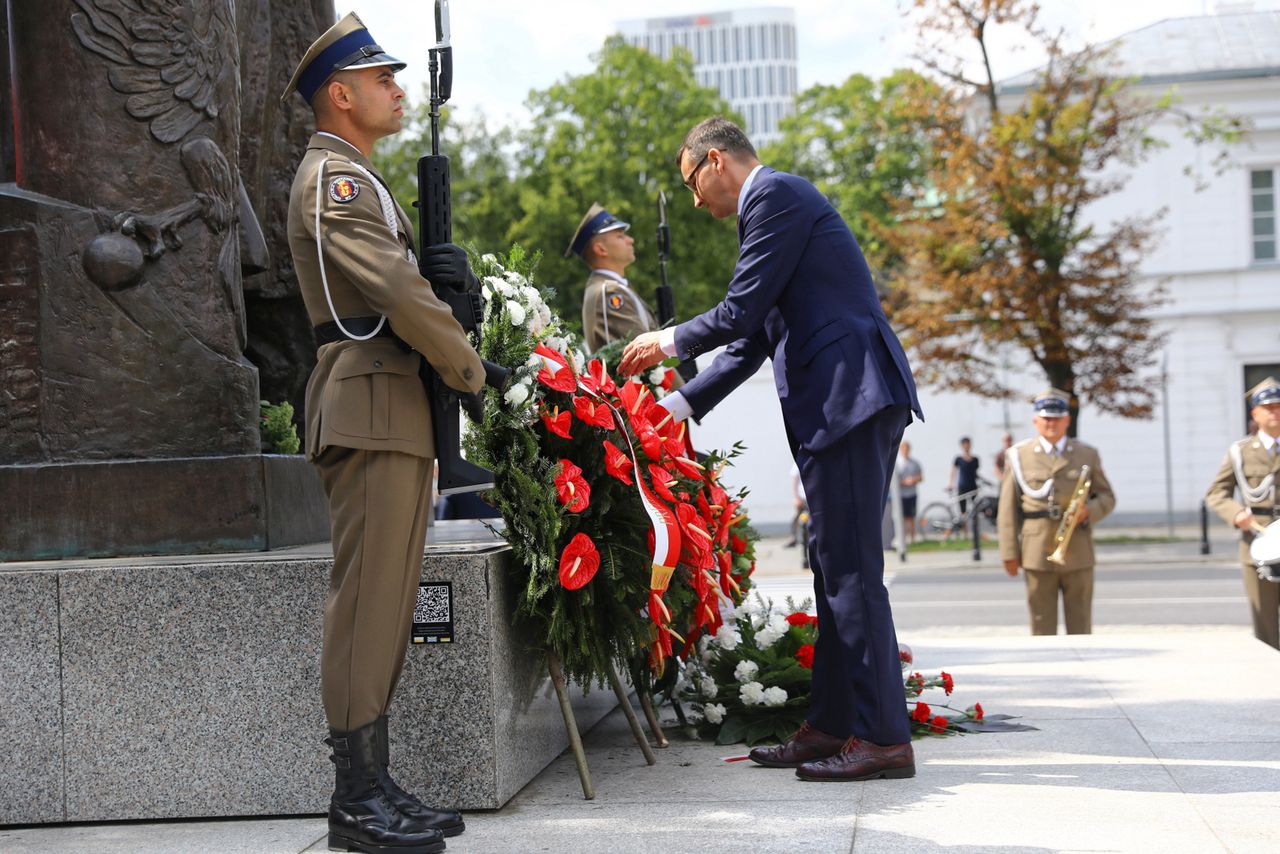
left=674, top=167, right=923, bottom=453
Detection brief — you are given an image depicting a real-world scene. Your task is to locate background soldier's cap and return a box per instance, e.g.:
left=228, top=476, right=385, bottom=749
left=1032, top=388, right=1070, bottom=418
left=565, top=203, right=630, bottom=258
left=281, top=12, right=406, bottom=105
left=1247, top=377, right=1280, bottom=407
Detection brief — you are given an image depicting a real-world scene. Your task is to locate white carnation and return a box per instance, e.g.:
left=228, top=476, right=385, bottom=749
left=699, top=675, right=717, bottom=699
left=504, top=270, right=527, bottom=286
left=494, top=280, right=515, bottom=298
left=648, top=367, right=666, bottom=386
left=703, top=703, right=727, bottom=725
left=544, top=336, right=567, bottom=355
left=733, top=660, right=759, bottom=682
left=766, top=613, right=789, bottom=635
left=481, top=282, right=492, bottom=302
left=521, top=285, right=541, bottom=304
left=538, top=303, right=552, bottom=326
left=503, top=383, right=530, bottom=408
left=714, top=624, right=741, bottom=651
left=738, top=681, right=765, bottom=706
left=754, top=627, right=783, bottom=651
left=506, top=301, right=526, bottom=326
left=526, top=312, right=545, bottom=336
left=762, top=686, right=788, bottom=707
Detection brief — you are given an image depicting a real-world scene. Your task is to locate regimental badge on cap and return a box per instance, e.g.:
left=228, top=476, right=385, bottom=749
left=1247, top=376, right=1280, bottom=407
left=1032, top=387, right=1071, bottom=418
left=329, top=175, right=360, bottom=203
left=566, top=202, right=630, bottom=258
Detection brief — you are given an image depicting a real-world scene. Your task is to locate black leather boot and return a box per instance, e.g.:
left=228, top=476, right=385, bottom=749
left=327, top=721, right=446, bottom=854
left=375, top=716, right=465, bottom=838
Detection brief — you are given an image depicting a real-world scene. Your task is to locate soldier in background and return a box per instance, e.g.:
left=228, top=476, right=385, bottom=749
left=998, top=389, right=1116, bottom=635
left=569, top=203, right=658, bottom=354
left=1205, top=377, right=1280, bottom=649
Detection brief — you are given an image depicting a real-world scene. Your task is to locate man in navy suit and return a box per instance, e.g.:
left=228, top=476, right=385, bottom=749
left=620, top=117, right=923, bottom=782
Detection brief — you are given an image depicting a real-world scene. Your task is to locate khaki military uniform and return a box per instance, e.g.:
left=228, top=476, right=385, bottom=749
left=1205, top=435, right=1280, bottom=648
left=998, top=437, right=1115, bottom=635
left=288, top=132, right=483, bottom=730
left=581, top=270, right=659, bottom=355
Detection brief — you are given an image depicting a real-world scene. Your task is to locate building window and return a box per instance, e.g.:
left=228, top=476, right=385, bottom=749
left=1254, top=170, right=1277, bottom=262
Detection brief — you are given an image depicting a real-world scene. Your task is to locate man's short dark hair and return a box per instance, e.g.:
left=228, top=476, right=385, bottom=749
left=675, top=116, right=757, bottom=169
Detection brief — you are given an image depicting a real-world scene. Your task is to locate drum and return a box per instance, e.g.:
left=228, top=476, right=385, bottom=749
left=1249, top=518, right=1280, bottom=582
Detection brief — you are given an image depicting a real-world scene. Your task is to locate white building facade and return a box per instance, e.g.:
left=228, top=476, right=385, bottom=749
left=692, top=11, right=1280, bottom=530
left=618, top=8, right=798, bottom=147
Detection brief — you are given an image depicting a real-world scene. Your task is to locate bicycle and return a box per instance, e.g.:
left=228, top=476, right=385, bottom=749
left=918, top=478, right=998, bottom=541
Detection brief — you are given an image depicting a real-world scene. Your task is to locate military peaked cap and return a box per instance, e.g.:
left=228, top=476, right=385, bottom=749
left=282, top=12, right=406, bottom=104
left=1247, top=377, right=1280, bottom=407
left=1032, top=388, right=1070, bottom=418
left=566, top=203, right=630, bottom=258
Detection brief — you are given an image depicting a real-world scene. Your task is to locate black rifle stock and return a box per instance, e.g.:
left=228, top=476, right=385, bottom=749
left=414, top=0, right=506, bottom=496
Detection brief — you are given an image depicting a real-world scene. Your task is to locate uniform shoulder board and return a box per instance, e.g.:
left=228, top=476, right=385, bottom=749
left=1012, top=438, right=1037, bottom=450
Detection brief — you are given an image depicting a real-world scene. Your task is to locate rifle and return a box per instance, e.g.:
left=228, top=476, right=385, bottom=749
left=415, top=0, right=507, bottom=495
left=656, top=190, right=697, bottom=380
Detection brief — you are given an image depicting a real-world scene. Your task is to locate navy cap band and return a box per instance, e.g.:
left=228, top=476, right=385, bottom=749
left=297, top=29, right=381, bottom=102
left=1252, top=387, right=1280, bottom=406
left=571, top=210, right=619, bottom=256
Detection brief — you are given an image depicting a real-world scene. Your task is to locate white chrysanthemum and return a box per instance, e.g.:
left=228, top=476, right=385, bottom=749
left=493, top=280, right=515, bottom=298
left=699, top=675, right=717, bottom=699
left=734, top=660, right=759, bottom=682
left=538, top=303, right=552, bottom=326
left=526, top=312, right=545, bottom=336
left=481, top=282, right=492, bottom=302
left=714, top=624, right=741, bottom=651
left=504, top=270, right=527, bottom=286
left=503, top=383, right=530, bottom=408
left=506, top=301, right=526, bottom=326
left=738, top=681, right=765, bottom=705
left=762, top=686, right=788, bottom=707
left=703, top=703, right=727, bottom=724
left=520, top=285, right=541, bottom=304
left=648, top=367, right=666, bottom=386
left=544, top=336, right=567, bottom=355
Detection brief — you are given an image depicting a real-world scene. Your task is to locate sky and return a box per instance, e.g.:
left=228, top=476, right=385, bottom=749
left=335, top=0, right=1277, bottom=127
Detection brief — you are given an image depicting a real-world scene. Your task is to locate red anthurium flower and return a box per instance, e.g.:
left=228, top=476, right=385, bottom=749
left=660, top=368, right=676, bottom=391
left=558, top=533, right=600, bottom=590
left=670, top=454, right=704, bottom=481
left=602, top=440, right=633, bottom=485
left=795, top=643, right=815, bottom=669
left=717, top=549, right=741, bottom=597
left=663, top=422, right=689, bottom=459
left=730, top=534, right=747, bottom=554
left=940, top=671, right=954, bottom=695
left=648, top=464, right=678, bottom=502
left=911, top=701, right=932, bottom=723
left=618, top=380, right=653, bottom=422
left=584, top=359, right=617, bottom=396
left=930, top=715, right=948, bottom=734
left=534, top=344, right=576, bottom=392
left=676, top=502, right=714, bottom=548
left=554, top=459, right=590, bottom=512
left=573, top=396, right=616, bottom=430
left=540, top=406, right=572, bottom=439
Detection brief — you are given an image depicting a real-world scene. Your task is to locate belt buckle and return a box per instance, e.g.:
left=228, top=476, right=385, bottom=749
left=1048, top=505, right=1062, bottom=521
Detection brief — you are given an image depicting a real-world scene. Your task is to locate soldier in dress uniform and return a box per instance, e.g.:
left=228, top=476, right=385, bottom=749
left=998, top=389, right=1116, bottom=635
left=283, top=12, right=483, bottom=854
left=1205, top=377, right=1280, bottom=649
left=569, top=203, right=659, bottom=354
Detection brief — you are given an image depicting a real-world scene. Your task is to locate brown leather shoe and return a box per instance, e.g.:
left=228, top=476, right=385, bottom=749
left=796, top=737, right=915, bottom=782
left=748, top=722, right=845, bottom=768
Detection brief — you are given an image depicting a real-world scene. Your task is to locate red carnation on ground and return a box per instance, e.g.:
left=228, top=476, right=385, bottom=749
left=940, top=671, right=954, bottom=695
left=911, top=701, right=931, bottom=723
left=558, top=533, right=600, bottom=590
left=795, top=643, right=815, bottom=669
left=554, top=459, right=590, bottom=512
left=898, top=644, right=913, bottom=667
left=969, top=702, right=984, bottom=721
left=540, top=406, right=572, bottom=439
left=930, top=715, right=948, bottom=734
left=602, top=440, right=633, bottom=485
left=573, top=396, right=616, bottom=430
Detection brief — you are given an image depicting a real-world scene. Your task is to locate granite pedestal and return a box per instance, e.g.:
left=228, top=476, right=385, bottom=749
left=0, top=524, right=615, bottom=825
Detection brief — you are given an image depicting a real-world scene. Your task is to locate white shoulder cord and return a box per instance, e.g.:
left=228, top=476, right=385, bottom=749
left=1229, top=441, right=1276, bottom=506
left=600, top=282, right=611, bottom=341
left=1007, top=443, right=1053, bottom=501
left=314, top=155, right=408, bottom=341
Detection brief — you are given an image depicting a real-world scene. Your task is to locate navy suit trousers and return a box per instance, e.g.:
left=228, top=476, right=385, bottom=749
left=796, top=404, right=911, bottom=745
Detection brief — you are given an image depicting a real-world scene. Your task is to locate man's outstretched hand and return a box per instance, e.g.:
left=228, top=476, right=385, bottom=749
left=619, top=331, right=667, bottom=377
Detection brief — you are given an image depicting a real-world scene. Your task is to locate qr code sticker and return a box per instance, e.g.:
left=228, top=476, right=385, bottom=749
left=414, top=584, right=451, bottom=624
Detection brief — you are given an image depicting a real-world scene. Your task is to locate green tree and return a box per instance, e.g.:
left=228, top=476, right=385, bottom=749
left=513, top=37, right=742, bottom=332
left=764, top=69, right=940, bottom=275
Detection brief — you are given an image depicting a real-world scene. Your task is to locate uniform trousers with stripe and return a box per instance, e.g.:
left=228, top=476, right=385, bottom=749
left=795, top=404, right=911, bottom=746
left=314, top=446, right=435, bottom=731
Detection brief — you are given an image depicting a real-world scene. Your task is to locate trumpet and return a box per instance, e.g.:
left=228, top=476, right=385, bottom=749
left=1047, top=465, right=1091, bottom=565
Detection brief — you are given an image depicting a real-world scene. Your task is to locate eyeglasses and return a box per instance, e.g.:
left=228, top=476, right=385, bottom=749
left=682, top=151, right=711, bottom=194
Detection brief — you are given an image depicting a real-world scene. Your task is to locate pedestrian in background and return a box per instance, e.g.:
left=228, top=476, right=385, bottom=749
left=994, top=431, right=1014, bottom=481
left=897, top=441, right=923, bottom=544
left=948, top=436, right=981, bottom=534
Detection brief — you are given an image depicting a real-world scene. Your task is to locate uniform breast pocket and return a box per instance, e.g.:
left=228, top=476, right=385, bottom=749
left=326, top=349, right=425, bottom=441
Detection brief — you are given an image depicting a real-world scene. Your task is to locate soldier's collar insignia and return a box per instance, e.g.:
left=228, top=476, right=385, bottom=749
left=607, top=293, right=624, bottom=310
left=329, top=176, right=360, bottom=203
